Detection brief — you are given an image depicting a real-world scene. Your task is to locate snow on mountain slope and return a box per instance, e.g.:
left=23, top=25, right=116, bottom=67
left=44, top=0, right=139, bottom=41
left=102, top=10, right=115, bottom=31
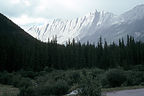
left=121, top=4, right=144, bottom=23
left=27, top=4, right=144, bottom=44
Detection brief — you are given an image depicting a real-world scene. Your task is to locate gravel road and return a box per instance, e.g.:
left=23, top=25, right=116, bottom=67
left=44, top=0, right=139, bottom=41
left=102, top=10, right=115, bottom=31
left=104, top=88, right=144, bottom=96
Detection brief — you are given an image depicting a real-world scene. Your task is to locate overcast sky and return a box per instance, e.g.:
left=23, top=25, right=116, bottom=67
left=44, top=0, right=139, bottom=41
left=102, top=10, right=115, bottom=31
left=1, top=0, right=144, bottom=28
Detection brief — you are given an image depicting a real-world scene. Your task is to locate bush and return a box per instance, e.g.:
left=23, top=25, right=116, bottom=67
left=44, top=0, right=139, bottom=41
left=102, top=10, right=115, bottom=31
left=102, top=69, right=126, bottom=87
left=66, top=71, right=81, bottom=85
left=53, top=80, right=69, bottom=95
left=18, top=87, right=35, bottom=96
left=12, top=74, right=22, bottom=87
left=131, top=65, right=144, bottom=71
left=124, top=71, right=144, bottom=86
left=19, top=70, right=38, bottom=79
left=43, top=66, right=53, bottom=72
left=0, top=71, right=13, bottom=85
left=17, top=78, right=33, bottom=88
left=78, top=74, right=101, bottom=96
left=35, top=79, right=69, bottom=96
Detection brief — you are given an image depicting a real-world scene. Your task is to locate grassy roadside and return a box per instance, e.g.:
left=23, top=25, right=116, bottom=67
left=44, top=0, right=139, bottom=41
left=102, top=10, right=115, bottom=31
left=0, top=84, right=19, bottom=96
left=102, top=85, right=144, bottom=92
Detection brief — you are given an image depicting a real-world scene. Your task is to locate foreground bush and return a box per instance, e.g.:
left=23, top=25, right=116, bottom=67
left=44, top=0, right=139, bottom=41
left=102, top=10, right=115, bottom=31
left=102, top=69, right=126, bottom=87
left=0, top=71, right=13, bottom=85
left=34, top=79, right=69, bottom=96
left=18, top=87, right=35, bottom=96
left=78, top=74, right=101, bottom=96
left=66, top=71, right=81, bottom=85
left=124, top=71, right=144, bottom=86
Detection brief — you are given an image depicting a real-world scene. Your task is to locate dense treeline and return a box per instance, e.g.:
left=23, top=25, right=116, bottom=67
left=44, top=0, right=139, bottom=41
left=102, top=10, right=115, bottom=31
left=1, top=12, right=144, bottom=72
left=1, top=34, right=144, bottom=72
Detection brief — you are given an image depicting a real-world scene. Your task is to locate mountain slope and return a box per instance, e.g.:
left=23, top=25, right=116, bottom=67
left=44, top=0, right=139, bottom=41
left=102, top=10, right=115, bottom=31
left=27, top=10, right=116, bottom=44
left=27, top=4, right=144, bottom=44
left=84, top=4, right=144, bottom=44
left=0, top=13, right=43, bottom=71
left=0, top=13, right=40, bottom=46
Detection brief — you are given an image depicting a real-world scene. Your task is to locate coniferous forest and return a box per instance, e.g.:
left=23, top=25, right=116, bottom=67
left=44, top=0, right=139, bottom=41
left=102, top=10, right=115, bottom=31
left=1, top=13, right=144, bottom=72
left=1, top=34, right=144, bottom=72
left=1, top=13, right=144, bottom=96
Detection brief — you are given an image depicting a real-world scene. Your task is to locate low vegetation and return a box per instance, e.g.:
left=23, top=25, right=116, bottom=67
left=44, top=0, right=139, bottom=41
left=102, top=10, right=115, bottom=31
left=0, top=66, right=144, bottom=96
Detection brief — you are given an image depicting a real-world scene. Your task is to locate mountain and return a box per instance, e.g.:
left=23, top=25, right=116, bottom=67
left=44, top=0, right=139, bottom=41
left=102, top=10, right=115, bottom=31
left=1, top=12, right=144, bottom=72
left=0, top=13, right=40, bottom=46
left=0, top=13, right=43, bottom=71
left=81, top=5, right=144, bottom=44
left=27, top=4, right=144, bottom=44
left=27, top=10, right=116, bottom=44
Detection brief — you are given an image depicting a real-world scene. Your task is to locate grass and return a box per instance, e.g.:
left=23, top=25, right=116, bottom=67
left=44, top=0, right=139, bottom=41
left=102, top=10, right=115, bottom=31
left=0, top=84, right=19, bottom=96
left=102, top=85, right=144, bottom=92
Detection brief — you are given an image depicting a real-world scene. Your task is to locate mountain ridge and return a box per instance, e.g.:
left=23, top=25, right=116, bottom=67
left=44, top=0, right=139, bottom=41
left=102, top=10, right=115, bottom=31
left=27, top=4, right=144, bottom=44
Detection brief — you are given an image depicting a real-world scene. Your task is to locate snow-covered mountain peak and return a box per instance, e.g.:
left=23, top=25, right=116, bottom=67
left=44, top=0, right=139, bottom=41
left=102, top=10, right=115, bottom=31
left=27, top=5, right=144, bottom=44
left=27, top=9, right=116, bottom=44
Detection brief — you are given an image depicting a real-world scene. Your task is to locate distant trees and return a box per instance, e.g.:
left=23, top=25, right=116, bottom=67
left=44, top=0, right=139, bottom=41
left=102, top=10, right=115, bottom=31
left=1, top=34, right=144, bottom=72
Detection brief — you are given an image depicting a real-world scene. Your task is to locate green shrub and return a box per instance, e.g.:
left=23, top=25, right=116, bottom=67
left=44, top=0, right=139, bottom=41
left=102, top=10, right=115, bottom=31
left=35, top=79, right=69, bottom=96
left=17, top=78, right=32, bottom=88
left=43, top=66, right=53, bottom=72
left=0, top=71, right=13, bottom=85
left=19, top=70, right=38, bottom=79
left=12, top=74, right=22, bottom=87
left=53, top=80, right=69, bottom=95
left=67, top=71, right=81, bottom=85
left=78, top=74, right=101, bottom=96
left=124, top=71, right=144, bottom=86
left=131, top=65, right=144, bottom=71
left=18, top=87, right=35, bottom=96
left=103, top=69, right=126, bottom=87
left=101, top=74, right=110, bottom=88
